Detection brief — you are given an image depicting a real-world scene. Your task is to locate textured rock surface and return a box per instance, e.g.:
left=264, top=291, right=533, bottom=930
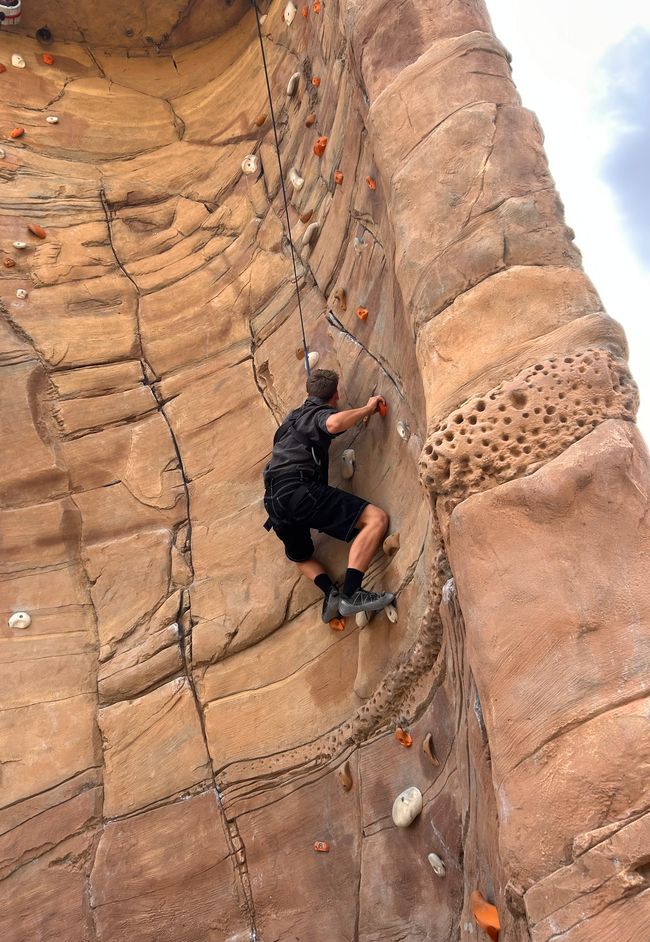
left=1, top=1, right=648, bottom=940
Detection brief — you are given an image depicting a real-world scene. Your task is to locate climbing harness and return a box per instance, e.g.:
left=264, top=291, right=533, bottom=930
left=250, top=0, right=311, bottom=377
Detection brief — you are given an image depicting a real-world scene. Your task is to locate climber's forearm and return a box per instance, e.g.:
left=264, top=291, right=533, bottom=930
left=326, top=405, right=372, bottom=434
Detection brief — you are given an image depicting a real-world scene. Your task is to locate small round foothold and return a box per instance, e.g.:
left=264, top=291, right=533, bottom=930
left=241, top=154, right=259, bottom=175
left=314, top=840, right=330, bottom=853
left=283, top=1, right=297, bottom=27
left=395, top=726, right=412, bottom=747
left=355, top=611, right=369, bottom=628
left=46, top=115, right=59, bottom=124
left=287, top=71, right=301, bottom=96
left=10, top=127, right=25, bottom=139
left=386, top=604, right=398, bottom=624
left=311, top=76, right=321, bottom=87
left=356, top=306, right=368, bottom=321
left=341, top=448, right=355, bottom=480
left=13, top=241, right=26, bottom=249
left=28, top=223, right=47, bottom=239
left=254, top=113, right=267, bottom=127
left=392, top=786, right=423, bottom=827
left=422, top=732, right=440, bottom=767
left=396, top=420, right=410, bottom=441
left=302, top=221, right=320, bottom=247
left=383, top=533, right=400, bottom=557
left=288, top=167, right=304, bottom=190
left=299, top=210, right=313, bottom=225
left=305, top=113, right=317, bottom=127
left=11, top=54, right=26, bottom=70
left=16, top=288, right=28, bottom=299
left=366, top=176, right=377, bottom=191
left=307, top=350, right=320, bottom=369
left=313, top=135, right=328, bottom=157
left=329, top=616, right=345, bottom=632
left=428, top=853, right=446, bottom=877
left=337, top=760, right=353, bottom=791
left=42, top=53, right=55, bottom=65
left=3, top=257, right=16, bottom=268
left=334, top=169, right=344, bottom=185
left=9, top=611, right=31, bottom=629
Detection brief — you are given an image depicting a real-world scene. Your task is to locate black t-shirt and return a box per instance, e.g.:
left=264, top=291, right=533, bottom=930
left=265, top=396, right=339, bottom=482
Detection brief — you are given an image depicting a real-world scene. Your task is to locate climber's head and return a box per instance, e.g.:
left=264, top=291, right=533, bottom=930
left=307, top=368, right=339, bottom=406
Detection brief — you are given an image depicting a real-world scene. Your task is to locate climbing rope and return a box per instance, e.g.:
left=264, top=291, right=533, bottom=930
left=250, top=0, right=311, bottom=377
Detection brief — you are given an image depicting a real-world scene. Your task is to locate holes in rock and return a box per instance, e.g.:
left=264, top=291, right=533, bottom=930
left=424, top=444, right=433, bottom=455
left=444, top=432, right=453, bottom=442
left=476, top=401, right=486, bottom=412
left=510, top=390, right=528, bottom=409
left=469, top=415, right=477, bottom=425
left=516, top=435, right=525, bottom=444
left=546, top=405, right=556, bottom=415
left=504, top=417, right=512, bottom=425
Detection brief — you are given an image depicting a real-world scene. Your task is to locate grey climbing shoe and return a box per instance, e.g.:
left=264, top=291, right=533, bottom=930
left=339, top=588, right=395, bottom=616
left=322, top=587, right=341, bottom=623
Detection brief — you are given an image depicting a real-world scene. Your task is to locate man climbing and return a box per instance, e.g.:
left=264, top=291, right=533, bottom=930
left=263, top=368, right=395, bottom=623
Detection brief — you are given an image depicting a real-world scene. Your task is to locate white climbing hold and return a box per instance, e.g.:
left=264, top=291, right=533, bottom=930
left=428, top=853, right=446, bottom=877
left=0, top=148, right=6, bottom=160
left=283, top=1, right=297, bottom=26
left=241, top=154, right=259, bottom=176
left=383, top=532, right=400, bottom=557
left=13, top=241, right=26, bottom=249
left=353, top=236, right=366, bottom=254
left=392, top=786, right=423, bottom=827
left=386, top=604, right=398, bottom=624
left=287, top=71, right=301, bottom=96
left=288, top=168, right=304, bottom=190
left=16, top=289, right=28, bottom=299
left=341, top=448, right=355, bottom=480
left=397, top=420, right=411, bottom=441
left=8, top=611, right=31, bottom=629
left=46, top=115, right=59, bottom=124
left=307, top=351, right=320, bottom=369
left=11, top=54, right=26, bottom=69
left=302, top=221, right=320, bottom=247
left=355, top=611, right=369, bottom=628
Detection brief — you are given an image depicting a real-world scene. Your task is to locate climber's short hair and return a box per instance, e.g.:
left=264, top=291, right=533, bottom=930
left=306, top=368, right=339, bottom=401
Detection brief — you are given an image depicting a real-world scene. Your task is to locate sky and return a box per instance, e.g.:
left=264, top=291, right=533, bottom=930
left=486, top=0, right=650, bottom=442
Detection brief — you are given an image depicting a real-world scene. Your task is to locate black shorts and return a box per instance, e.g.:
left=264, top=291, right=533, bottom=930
left=264, top=476, right=368, bottom=563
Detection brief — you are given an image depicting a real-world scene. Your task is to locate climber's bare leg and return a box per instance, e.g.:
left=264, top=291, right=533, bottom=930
left=347, top=504, right=389, bottom=572
left=296, top=558, right=328, bottom=581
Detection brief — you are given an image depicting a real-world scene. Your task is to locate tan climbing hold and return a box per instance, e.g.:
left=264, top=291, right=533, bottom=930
left=305, top=113, right=317, bottom=127
left=283, top=1, right=297, bottom=27
left=356, top=307, right=368, bottom=321
left=428, top=852, right=446, bottom=877
left=313, top=840, right=330, bottom=852
left=16, top=288, right=28, bottom=299
left=295, top=347, right=304, bottom=360
left=392, top=786, right=422, bottom=827
left=334, top=170, right=344, bottom=185
left=471, top=891, right=500, bottom=941
left=313, top=136, right=328, bottom=157
left=28, top=224, right=47, bottom=239
left=299, top=209, right=313, bottom=224
left=366, top=176, right=377, bottom=191
left=355, top=611, right=369, bottom=628
left=422, top=732, right=440, bottom=767
left=8, top=611, right=31, bottom=629
left=386, top=604, right=398, bottom=624
left=0, top=148, right=5, bottom=158
left=254, top=113, right=267, bottom=127
left=333, top=287, right=347, bottom=311
left=395, top=727, right=413, bottom=748
left=383, top=533, right=400, bottom=557
left=0, top=63, right=6, bottom=73
left=341, top=448, right=355, bottom=480
left=397, top=420, right=410, bottom=441
left=288, top=168, right=305, bottom=190
left=329, top=616, right=345, bottom=632
left=42, top=53, right=55, bottom=66
left=241, top=154, right=259, bottom=175
left=287, top=72, right=301, bottom=96
left=337, top=760, right=353, bottom=791
left=11, top=54, right=26, bottom=70
left=302, top=221, right=320, bottom=247
left=10, top=127, right=25, bottom=139
left=308, top=351, right=320, bottom=369
left=312, top=76, right=321, bottom=87
left=46, top=115, right=59, bottom=124
left=3, top=257, right=15, bottom=268
left=13, top=241, right=26, bottom=249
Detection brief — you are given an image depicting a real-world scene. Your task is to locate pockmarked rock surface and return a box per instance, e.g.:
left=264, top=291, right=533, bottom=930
left=1, top=1, right=648, bottom=940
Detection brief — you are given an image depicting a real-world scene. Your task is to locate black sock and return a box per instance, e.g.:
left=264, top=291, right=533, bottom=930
left=314, top=573, right=335, bottom=596
left=343, top=568, right=364, bottom=596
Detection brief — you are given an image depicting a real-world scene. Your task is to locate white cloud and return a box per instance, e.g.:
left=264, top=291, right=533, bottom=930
left=486, top=0, right=650, bottom=440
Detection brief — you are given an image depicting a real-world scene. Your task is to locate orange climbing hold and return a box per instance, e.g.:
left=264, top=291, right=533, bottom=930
left=312, top=76, right=321, bottom=87
left=334, top=170, right=344, bottom=185
left=301, top=5, right=309, bottom=16
left=471, top=891, right=500, bottom=941
left=300, top=210, right=313, bottom=225
left=356, top=307, right=368, bottom=322
left=314, top=841, right=330, bottom=852
left=10, top=127, right=25, bottom=139
left=313, top=136, right=328, bottom=157
left=42, top=53, right=55, bottom=66
left=313, top=0, right=321, bottom=11
left=329, top=617, right=345, bottom=632
left=28, top=224, right=47, bottom=239
left=395, top=727, right=413, bottom=748
left=254, top=113, right=267, bottom=127
left=378, top=401, right=388, bottom=417
left=305, top=113, right=317, bottom=128
left=366, top=176, right=377, bottom=191
left=0, top=64, right=6, bottom=74
left=3, top=257, right=16, bottom=268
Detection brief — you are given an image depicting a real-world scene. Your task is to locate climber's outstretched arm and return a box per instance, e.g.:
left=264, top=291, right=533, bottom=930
left=326, top=396, right=385, bottom=435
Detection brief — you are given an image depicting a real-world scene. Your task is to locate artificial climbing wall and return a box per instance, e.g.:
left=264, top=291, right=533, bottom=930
left=1, top=2, right=649, bottom=941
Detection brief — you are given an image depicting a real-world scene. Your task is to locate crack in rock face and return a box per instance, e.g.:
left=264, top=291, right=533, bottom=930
left=1, top=2, right=649, bottom=941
